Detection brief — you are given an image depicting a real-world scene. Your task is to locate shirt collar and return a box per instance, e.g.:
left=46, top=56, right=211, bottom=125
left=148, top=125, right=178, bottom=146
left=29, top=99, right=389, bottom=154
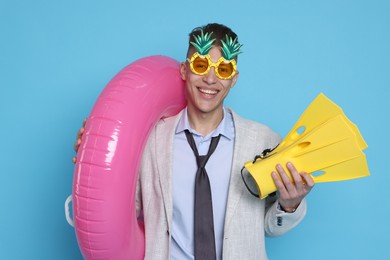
left=176, top=107, right=234, bottom=140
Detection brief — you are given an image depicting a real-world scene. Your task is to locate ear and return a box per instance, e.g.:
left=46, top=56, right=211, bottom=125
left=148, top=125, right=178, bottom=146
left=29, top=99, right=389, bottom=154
left=230, top=70, right=239, bottom=88
left=180, top=62, right=187, bottom=80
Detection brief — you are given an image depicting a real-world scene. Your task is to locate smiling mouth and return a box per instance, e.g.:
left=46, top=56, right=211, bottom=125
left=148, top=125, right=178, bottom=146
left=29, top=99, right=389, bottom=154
left=198, top=88, right=219, bottom=95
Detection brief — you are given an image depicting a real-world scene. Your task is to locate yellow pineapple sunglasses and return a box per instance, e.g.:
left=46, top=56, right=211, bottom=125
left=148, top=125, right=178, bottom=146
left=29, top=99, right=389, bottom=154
left=187, top=52, right=237, bottom=80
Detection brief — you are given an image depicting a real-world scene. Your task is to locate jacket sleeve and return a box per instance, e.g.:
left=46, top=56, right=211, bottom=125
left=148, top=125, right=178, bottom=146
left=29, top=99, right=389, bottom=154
left=264, top=196, right=307, bottom=237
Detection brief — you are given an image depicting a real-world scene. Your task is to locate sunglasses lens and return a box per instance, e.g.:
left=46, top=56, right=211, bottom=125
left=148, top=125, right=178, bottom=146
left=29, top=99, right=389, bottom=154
left=192, top=56, right=209, bottom=74
left=218, top=62, right=234, bottom=78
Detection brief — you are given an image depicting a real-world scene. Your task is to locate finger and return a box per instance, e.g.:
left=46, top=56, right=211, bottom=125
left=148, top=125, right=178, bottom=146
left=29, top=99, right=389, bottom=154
left=276, top=164, right=297, bottom=194
left=75, top=127, right=85, bottom=152
left=301, top=172, right=315, bottom=189
left=271, top=171, right=288, bottom=197
left=73, top=119, right=87, bottom=163
left=76, top=118, right=87, bottom=139
left=76, top=127, right=85, bottom=139
left=74, top=138, right=82, bottom=153
left=286, top=162, right=305, bottom=190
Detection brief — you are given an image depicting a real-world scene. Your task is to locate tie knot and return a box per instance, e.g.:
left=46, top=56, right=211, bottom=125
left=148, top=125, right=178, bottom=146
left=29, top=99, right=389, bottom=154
left=197, top=155, right=208, bottom=168
left=184, top=130, right=221, bottom=170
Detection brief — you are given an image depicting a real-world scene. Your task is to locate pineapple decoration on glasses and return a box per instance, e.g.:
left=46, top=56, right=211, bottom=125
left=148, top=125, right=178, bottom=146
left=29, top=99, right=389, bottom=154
left=187, top=30, right=243, bottom=80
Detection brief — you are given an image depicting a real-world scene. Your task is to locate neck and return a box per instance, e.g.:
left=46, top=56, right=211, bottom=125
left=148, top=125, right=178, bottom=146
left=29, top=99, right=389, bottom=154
left=187, top=107, right=224, bottom=136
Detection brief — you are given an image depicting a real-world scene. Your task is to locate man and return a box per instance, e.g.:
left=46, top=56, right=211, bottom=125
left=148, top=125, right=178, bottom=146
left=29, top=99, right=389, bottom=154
left=73, top=23, right=314, bottom=259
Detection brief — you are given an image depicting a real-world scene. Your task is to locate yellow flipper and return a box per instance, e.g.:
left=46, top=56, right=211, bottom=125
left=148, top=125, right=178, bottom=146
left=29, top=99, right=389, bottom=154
left=243, top=93, right=370, bottom=199
left=278, top=93, right=367, bottom=151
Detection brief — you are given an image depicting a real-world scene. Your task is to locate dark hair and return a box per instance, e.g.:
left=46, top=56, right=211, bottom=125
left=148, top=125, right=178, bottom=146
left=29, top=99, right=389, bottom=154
left=187, top=23, right=240, bottom=59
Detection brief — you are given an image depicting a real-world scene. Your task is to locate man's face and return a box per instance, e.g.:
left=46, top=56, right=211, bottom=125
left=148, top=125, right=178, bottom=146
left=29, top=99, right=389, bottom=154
left=180, top=46, right=239, bottom=115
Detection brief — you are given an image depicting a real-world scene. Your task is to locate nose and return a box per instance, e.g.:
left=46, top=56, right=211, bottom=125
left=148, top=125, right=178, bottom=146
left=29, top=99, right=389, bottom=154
left=203, top=66, right=218, bottom=84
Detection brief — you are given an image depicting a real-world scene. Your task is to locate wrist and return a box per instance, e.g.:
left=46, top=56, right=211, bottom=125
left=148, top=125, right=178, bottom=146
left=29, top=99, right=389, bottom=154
left=278, top=202, right=298, bottom=213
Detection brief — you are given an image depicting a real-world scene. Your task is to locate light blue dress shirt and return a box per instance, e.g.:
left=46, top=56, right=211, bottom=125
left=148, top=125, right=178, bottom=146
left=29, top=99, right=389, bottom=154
left=170, top=107, right=235, bottom=260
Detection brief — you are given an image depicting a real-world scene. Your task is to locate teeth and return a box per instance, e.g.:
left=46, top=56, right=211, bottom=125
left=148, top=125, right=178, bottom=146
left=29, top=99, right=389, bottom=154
left=199, top=88, right=218, bottom=95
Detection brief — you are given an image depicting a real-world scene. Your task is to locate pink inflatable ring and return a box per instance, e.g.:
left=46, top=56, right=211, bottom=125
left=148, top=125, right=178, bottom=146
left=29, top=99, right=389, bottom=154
left=72, top=56, right=186, bottom=259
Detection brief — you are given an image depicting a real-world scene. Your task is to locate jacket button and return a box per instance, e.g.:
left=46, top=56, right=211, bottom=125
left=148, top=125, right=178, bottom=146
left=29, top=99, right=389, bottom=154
left=277, top=216, right=283, bottom=226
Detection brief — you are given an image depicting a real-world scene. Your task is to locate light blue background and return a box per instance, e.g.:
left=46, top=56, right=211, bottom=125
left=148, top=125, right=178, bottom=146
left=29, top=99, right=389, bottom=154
left=1, top=0, right=389, bottom=259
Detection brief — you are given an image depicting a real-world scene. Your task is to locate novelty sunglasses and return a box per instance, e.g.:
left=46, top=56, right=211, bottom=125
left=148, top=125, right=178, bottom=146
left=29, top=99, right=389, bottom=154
left=187, top=52, right=237, bottom=80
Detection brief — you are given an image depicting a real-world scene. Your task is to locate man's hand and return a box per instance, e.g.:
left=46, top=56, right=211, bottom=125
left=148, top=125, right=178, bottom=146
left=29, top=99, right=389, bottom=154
left=72, top=119, right=87, bottom=164
left=271, top=162, right=314, bottom=212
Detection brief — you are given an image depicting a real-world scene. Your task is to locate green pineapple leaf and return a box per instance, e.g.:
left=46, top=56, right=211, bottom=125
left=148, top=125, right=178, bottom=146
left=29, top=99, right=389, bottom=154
left=221, top=35, right=243, bottom=60
left=190, top=30, right=216, bottom=56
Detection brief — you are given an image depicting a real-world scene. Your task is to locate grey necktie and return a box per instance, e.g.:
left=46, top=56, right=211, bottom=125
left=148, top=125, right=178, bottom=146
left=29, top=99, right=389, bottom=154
left=184, top=130, right=221, bottom=260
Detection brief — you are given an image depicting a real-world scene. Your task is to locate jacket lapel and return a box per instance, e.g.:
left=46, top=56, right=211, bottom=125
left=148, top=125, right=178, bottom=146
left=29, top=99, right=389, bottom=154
left=224, top=110, right=259, bottom=229
left=155, top=112, right=183, bottom=231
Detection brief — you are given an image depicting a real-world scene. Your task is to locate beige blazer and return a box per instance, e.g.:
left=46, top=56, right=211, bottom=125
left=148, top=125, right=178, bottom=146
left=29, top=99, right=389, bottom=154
left=137, top=108, right=307, bottom=260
